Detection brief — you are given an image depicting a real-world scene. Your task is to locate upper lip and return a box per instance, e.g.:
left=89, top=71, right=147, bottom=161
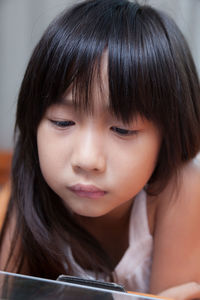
left=69, top=184, right=105, bottom=193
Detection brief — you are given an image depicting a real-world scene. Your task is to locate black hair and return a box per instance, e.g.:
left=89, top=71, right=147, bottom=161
left=1, top=0, right=200, bottom=281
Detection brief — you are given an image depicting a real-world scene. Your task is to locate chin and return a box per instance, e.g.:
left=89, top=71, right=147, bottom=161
left=73, top=207, right=111, bottom=218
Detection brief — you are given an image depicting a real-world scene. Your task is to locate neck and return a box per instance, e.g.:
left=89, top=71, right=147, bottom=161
left=75, top=198, right=134, bottom=268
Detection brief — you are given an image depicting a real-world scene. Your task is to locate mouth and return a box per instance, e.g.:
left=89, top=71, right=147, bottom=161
left=68, top=184, right=106, bottom=199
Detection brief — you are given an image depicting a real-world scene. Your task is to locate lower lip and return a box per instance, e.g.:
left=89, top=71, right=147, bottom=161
left=69, top=189, right=106, bottom=199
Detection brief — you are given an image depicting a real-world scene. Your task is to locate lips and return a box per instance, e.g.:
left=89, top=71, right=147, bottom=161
left=68, top=184, right=106, bottom=199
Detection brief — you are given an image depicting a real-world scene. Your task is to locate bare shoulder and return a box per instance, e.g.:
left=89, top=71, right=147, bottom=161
left=181, top=156, right=200, bottom=192
left=149, top=157, right=200, bottom=294
left=156, top=157, right=200, bottom=214
left=165, top=156, right=200, bottom=198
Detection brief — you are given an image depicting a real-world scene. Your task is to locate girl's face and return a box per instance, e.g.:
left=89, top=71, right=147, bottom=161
left=37, top=61, right=162, bottom=219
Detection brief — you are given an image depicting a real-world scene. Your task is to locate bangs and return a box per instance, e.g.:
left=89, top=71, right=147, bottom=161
left=34, top=0, right=178, bottom=126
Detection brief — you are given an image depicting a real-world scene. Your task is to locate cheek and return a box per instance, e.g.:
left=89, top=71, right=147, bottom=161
left=118, top=156, right=155, bottom=187
left=37, top=122, right=67, bottom=165
left=37, top=124, right=63, bottom=184
left=114, top=135, right=161, bottom=189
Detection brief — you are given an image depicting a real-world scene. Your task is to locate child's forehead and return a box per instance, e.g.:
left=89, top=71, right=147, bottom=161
left=61, top=85, right=110, bottom=113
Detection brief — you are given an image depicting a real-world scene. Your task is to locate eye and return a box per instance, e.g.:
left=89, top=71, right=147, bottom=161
left=111, top=126, right=138, bottom=136
left=50, top=120, right=75, bottom=128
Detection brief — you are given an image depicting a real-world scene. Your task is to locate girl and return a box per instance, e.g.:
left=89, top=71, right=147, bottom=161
left=1, top=0, right=200, bottom=298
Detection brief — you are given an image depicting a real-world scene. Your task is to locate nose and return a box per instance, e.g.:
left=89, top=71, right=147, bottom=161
left=71, top=129, right=106, bottom=173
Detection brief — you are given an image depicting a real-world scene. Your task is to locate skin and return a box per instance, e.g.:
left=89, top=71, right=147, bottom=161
left=158, top=282, right=200, bottom=299
left=37, top=102, right=161, bottom=219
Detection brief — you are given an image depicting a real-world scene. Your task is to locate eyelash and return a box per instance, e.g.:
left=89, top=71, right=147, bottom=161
left=111, top=127, right=138, bottom=136
left=50, top=120, right=138, bottom=136
left=50, top=120, right=75, bottom=127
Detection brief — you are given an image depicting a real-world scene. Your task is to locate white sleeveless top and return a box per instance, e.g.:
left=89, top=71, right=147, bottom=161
left=114, top=190, right=153, bottom=292
left=67, top=190, right=153, bottom=293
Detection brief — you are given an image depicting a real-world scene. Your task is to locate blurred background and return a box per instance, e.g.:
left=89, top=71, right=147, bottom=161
left=0, top=0, right=200, bottom=184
